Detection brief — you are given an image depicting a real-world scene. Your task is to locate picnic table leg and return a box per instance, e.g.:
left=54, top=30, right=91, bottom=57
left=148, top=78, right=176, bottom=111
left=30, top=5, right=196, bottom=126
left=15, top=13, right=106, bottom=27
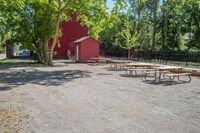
left=144, top=73, right=147, bottom=80
left=158, top=70, right=162, bottom=83
left=125, top=68, right=128, bottom=75
left=163, top=72, right=168, bottom=79
left=169, top=76, right=173, bottom=84
left=110, top=64, right=113, bottom=70
left=114, top=64, right=117, bottom=71
left=188, top=75, right=192, bottom=82
left=135, top=70, right=137, bottom=76
left=129, top=70, right=133, bottom=76
left=154, top=69, right=157, bottom=82
left=178, top=76, right=180, bottom=80
left=178, top=75, right=192, bottom=83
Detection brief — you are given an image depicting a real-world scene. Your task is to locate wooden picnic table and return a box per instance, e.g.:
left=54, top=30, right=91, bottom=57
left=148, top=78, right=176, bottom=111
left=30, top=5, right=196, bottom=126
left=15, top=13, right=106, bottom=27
left=111, top=60, right=130, bottom=63
left=109, top=60, right=130, bottom=71
left=154, top=66, right=183, bottom=82
left=123, top=63, right=155, bottom=76
left=90, top=58, right=112, bottom=63
left=126, top=63, right=155, bottom=68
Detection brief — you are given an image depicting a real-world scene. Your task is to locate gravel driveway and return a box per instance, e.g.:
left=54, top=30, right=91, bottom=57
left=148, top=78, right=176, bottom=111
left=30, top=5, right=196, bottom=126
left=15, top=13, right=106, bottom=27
left=0, top=61, right=200, bottom=133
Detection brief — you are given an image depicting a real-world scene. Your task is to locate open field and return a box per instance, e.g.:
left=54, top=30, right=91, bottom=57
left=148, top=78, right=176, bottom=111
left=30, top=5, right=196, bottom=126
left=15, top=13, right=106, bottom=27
left=0, top=60, right=200, bottom=133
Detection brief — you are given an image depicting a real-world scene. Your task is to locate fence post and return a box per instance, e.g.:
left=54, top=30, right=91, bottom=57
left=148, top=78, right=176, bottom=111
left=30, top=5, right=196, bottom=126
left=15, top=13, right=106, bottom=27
left=149, top=50, right=152, bottom=63
left=186, top=51, right=189, bottom=67
left=165, top=51, right=168, bottom=65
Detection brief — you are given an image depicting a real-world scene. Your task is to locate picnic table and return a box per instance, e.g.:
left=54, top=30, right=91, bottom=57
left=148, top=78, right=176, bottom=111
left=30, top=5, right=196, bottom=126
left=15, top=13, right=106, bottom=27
left=153, top=66, right=184, bottom=82
left=126, top=63, right=155, bottom=68
left=124, top=63, right=155, bottom=76
left=109, top=60, right=130, bottom=71
left=89, top=58, right=112, bottom=63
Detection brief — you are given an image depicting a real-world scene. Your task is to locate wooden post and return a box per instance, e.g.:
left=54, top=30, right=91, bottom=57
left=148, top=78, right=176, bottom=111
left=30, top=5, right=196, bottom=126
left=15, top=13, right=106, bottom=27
left=6, top=44, right=14, bottom=59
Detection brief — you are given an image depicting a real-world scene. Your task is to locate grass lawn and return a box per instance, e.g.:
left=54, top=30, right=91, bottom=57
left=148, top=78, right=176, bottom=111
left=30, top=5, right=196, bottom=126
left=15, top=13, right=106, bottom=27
left=138, top=59, right=200, bottom=69
left=0, top=59, right=16, bottom=64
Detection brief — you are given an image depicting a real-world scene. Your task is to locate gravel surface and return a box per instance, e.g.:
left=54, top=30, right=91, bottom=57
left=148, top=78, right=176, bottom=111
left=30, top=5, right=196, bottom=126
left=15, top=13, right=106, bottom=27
left=0, top=54, right=6, bottom=60
left=0, top=61, right=200, bottom=133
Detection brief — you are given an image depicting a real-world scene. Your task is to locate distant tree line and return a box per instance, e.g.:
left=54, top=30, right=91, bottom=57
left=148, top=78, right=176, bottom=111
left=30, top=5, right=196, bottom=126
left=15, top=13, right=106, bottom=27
left=100, top=0, right=200, bottom=58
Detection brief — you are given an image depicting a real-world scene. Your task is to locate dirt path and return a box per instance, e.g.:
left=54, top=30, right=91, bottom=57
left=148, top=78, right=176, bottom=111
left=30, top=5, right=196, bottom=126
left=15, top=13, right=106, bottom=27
left=1, top=62, right=200, bottom=133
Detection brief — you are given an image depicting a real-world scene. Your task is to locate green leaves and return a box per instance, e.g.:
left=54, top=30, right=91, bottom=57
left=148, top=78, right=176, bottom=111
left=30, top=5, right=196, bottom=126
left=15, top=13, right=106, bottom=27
left=115, top=16, right=138, bottom=50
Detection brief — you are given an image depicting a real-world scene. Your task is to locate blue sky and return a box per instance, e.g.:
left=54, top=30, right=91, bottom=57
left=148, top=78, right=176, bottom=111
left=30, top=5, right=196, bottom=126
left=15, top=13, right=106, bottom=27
left=107, top=0, right=115, bottom=12
left=106, top=0, right=129, bottom=13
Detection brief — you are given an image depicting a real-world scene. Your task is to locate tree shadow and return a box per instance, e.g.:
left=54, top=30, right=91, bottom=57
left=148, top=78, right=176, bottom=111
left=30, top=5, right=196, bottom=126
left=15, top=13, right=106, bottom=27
left=0, top=69, right=91, bottom=90
left=0, top=61, right=39, bottom=70
left=0, top=86, right=12, bottom=91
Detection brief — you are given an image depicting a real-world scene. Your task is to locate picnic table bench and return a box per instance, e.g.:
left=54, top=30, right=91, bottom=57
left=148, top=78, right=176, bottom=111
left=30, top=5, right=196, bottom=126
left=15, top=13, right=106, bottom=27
left=108, top=61, right=130, bottom=71
left=125, top=68, right=155, bottom=76
left=124, top=63, right=155, bottom=76
left=165, top=73, right=192, bottom=84
left=144, top=66, right=192, bottom=84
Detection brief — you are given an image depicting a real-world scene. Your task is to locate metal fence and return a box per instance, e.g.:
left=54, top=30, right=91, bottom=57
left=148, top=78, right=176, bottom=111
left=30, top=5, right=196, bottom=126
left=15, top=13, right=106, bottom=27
left=140, top=51, right=200, bottom=63
left=104, top=50, right=200, bottom=67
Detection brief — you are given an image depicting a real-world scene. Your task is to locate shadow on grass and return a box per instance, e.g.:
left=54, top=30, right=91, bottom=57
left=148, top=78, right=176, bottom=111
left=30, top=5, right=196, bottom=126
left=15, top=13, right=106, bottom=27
left=0, top=69, right=91, bottom=90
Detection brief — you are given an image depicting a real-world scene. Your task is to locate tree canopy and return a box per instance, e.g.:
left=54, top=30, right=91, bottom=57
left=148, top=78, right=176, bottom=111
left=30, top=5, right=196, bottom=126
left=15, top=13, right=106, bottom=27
left=0, top=0, right=112, bottom=65
left=1, top=0, right=200, bottom=62
left=100, top=0, right=200, bottom=57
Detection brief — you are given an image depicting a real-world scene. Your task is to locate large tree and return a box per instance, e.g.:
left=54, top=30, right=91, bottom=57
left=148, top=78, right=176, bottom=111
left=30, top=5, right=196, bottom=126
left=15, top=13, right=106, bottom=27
left=0, top=0, right=109, bottom=65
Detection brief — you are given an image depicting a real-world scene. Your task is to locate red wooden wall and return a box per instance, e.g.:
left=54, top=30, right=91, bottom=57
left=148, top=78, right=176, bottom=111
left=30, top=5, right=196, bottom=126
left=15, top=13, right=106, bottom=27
left=50, top=15, right=88, bottom=59
left=74, top=38, right=100, bottom=62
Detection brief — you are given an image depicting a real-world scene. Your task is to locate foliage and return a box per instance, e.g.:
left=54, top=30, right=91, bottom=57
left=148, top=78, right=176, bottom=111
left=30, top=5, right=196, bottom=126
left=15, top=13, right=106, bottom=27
left=114, top=17, right=138, bottom=58
left=0, top=0, right=112, bottom=65
left=100, top=0, right=200, bottom=53
left=0, top=59, right=16, bottom=64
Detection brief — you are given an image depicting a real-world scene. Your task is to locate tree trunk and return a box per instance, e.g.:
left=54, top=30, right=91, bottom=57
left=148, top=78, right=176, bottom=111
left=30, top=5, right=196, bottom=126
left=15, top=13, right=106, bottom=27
left=48, top=21, right=60, bottom=66
left=151, top=0, right=158, bottom=51
left=164, top=0, right=168, bottom=50
left=43, top=39, right=49, bottom=63
left=137, top=0, right=141, bottom=34
left=176, top=22, right=181, bottom=50
left=161, top=0, right=165, bottom=51
left=128, top=49, right=131, bottom=59
left=48, top=1, right=62, bottom=66
left=161, top=0, right=168, bottom=51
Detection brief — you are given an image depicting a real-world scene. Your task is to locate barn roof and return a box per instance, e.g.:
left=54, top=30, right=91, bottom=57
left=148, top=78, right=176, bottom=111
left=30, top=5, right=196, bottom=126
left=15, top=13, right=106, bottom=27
left=73, top=36, right=91, bottom=43
left=73, top=36, right=100, bottom=44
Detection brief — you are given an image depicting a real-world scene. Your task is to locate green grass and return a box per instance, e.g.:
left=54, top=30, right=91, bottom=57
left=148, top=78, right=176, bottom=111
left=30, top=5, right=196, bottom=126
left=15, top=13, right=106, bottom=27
left=138, top=59, right=200, bottom=69
left=2, top=130, right=9, bottom=133
left=0, top=59, right=16, bottom=64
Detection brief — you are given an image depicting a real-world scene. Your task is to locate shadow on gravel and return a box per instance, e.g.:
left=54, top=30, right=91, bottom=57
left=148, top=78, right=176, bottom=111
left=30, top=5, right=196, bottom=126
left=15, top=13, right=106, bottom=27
left=97, top=73, right=113, bottom=76
left=0, top=62, right=32, bottom=70
left=0, top=69, right=91, bottom=90
left=143, top=80, right=189, bottom=86
left=120, top=74, right=146, bottom=78
left=0, top=86, right=12, bottom=91
left=87, top=63, right=105, bottom=66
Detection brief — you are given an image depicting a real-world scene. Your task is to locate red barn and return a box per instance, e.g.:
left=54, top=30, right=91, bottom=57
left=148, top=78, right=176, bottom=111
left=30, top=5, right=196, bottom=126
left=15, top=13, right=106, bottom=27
left=50, top=15, right=100, bottom=60
left=73, top=36, right=100, bottom=62
left=6, top=15, right=100, bottom=61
